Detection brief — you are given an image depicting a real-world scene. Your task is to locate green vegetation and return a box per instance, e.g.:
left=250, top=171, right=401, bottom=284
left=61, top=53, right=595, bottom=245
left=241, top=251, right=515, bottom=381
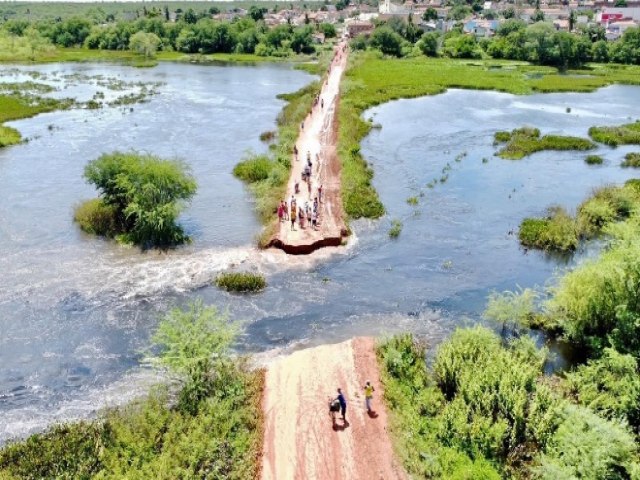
left=406, top=196, right=418, bottom=206
left=0, top=301, right=263, bottom=479
left=519, top=206, right=578, bottom=252
left=585, top=154, right=603, bottom=165
left=76, top=151, right=197, bottom=248
left=233, top=80, right=321, bottom=245
left=493, top=127, right=595, bottom=160
left=388, top=219, right=403, bottom=238
left=356, top=14, right=640, bottom=69
left=339, top=53, right=640, bottom=220
left=622, top=152, right=640, bottom=167
left=377, top=329, right=640, bottom=479
left=0, top=10, right=333, bottom=64
left=589, top=121, right=640, bottom=146
left=215, top=271, right=266, bottom=293
left=0, top=125, right=20, bottom=147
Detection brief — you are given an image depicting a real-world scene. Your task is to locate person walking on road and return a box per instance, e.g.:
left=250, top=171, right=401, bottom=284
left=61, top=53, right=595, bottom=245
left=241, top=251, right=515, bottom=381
left=364, top=381, right=375, bottom=412
left=336, top=388, right=347, bottom=422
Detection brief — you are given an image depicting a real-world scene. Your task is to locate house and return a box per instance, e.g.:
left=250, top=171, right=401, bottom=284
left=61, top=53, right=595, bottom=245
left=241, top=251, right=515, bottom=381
left=345, top=20, right=375, bottom=36
left=606, top=19, right=639, bottom=38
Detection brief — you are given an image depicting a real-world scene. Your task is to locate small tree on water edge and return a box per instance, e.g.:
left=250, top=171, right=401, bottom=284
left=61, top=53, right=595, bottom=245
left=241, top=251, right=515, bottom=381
left=75, top=151, right=197, bottom=248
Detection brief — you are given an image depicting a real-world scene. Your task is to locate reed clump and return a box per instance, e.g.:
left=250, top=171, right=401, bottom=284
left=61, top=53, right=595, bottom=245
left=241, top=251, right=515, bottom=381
left=621, top=152, right=640, bottom=168
left=519, top=206, right=577, bottom=252
left=215, top=272, right=267, bottom=293
left=584, top=154, right=603, bottom=165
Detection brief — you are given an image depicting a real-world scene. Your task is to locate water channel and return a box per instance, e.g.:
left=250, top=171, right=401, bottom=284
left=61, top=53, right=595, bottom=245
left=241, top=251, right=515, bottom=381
left=1, top=61, right=639, bottom=442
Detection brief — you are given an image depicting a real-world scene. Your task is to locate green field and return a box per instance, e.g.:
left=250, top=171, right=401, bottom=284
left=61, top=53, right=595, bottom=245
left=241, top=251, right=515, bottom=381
left=0, top=1, right=324, bottom=21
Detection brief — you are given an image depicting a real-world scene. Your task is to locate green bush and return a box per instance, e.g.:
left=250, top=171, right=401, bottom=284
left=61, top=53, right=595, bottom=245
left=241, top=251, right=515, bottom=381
left=496, top=127, right=595, bottom=159
left=233, top=154, right=274, bottom=183
left=622, top=152, right=640, bottom=167
left=82, top=151, right=197, bottom=248
left=576, top=185, right=637, bottom=237
left=215, top=272, right=266, bottom=293
left=532, top=404, right=639, bottom=480
left=519, top=206, right=577, bottom=252
left=73, top=198, right=118, bottom=237
left=588, top=121, right=640, bottom=146
left=0, top=125, right=20, bottom=147
left=493, top=130, right=512, bottom=143
left=584, top=154, right=603, bottom=165
left=564, top=348, right=640, bottom=428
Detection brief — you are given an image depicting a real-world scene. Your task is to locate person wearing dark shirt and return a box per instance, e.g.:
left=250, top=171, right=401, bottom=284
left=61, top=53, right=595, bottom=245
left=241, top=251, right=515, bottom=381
left=336, top=388, right=347, bottom=421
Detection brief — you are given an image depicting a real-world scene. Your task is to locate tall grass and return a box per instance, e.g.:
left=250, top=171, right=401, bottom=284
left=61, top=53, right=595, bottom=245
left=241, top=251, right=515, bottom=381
left=494, top=127, right=595, bottom=160
left=589, top=121, right=640, bottom=146
left=519, top=206, right=578, bottom=252
left=622, top=152, right=640, bottom=167
left=0, top=125, right=20, bottom=147
left=215, top=271, right=266, bottom=293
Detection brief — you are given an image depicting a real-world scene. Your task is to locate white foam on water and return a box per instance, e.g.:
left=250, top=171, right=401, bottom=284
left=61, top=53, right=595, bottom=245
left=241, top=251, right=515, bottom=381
left=0, top=368, right=166, bottom=445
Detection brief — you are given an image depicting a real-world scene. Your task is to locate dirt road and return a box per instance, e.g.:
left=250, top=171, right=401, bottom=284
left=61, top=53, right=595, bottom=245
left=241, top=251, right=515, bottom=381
left=260, top=338, right=406, bottom=480
left=270, top=41, right=349, bottom=254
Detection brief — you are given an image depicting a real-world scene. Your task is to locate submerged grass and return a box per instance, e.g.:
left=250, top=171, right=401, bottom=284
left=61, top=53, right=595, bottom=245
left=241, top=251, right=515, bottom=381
left=589, top=121, right=640, bottom=147
left=585, top=154, right=604, bottom=165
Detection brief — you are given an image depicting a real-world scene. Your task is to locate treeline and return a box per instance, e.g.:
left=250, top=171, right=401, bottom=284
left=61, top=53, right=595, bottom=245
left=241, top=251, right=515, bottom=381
left=0, top=14, right=337, bottom=56
left=353, top=16, right=640, bottom=68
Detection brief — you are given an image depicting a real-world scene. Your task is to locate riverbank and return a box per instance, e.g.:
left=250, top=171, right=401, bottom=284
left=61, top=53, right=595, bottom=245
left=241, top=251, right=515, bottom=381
left=261, top=337, right=405, bottom=480
left=338, top=53, right=640, bottom=220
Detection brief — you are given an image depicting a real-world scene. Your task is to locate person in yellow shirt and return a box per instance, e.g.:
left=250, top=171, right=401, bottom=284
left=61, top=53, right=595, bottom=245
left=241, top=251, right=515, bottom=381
left=364, top=381, right=375, bottom=413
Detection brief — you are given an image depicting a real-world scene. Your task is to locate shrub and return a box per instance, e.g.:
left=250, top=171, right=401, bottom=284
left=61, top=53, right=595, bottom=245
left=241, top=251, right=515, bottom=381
left=519, top=206, right=577, bottom=251
left=233, top=154, right=273, bottom=183
left=532, top=404, right=639, bottom=480
left=576, top=185, right=637, bottom=237
left=494, top=130, right=512, bottom=143
left=621, top=152, right=640, bottom=167
left=584, top=154, right=603, bottom=165
left=388, top=219, right=403, bottom=238
left=0, top=125, right=21, bottom=147
left=215, top=272, right=266, bottom=293
left=564, top=348, right=640, bottom=428
left=406, top=196, right=418, bottom=205
left=82, top=151, right=197, bottom=248
left=73, top=198, right=118, bottom=237
left=588, top=121, right=640, bottom=146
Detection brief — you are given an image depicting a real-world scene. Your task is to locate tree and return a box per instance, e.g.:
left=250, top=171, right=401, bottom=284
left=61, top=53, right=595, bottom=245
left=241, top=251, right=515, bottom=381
left=370, top=26, right=404, bottom=56
left=82, top=152, right=197, bottom=247
left=248, top=5, right=268, bottom=21
left=418, top=31, right=440, bottom=56
left=443, top=33, right=480, bottom=58
left=569, top=9, right=576, bottom=31
left=129, top=31, right=161, bottom=58
left=319, top=22, right=337, bottom=38
left=531, top=8, right=545, bottom=22
left=502, top=6, right=516, bottom=18
left=422, top=7, right=438, bottom=21
left=182, top=8, right=198, bottom=24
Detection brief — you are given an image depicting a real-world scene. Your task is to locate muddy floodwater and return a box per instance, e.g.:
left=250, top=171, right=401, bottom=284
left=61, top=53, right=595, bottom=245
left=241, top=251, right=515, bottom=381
left=1, top=61, right=639, bottom=442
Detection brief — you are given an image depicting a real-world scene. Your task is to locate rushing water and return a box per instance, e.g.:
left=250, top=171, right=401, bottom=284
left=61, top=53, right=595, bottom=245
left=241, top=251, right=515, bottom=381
left=1, top=62, right=639, bottom=442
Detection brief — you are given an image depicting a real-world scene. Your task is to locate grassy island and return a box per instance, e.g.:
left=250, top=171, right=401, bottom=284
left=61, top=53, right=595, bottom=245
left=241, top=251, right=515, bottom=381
left=493, top=127, right=595, bottom=159
left=215, top=272, right=267, bottom=293
left=589, top=121, right=640, bottom=146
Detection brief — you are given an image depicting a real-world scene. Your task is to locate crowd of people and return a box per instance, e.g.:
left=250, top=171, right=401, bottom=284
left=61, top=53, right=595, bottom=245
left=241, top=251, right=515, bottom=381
left=277, top=41, right=347, bottom=235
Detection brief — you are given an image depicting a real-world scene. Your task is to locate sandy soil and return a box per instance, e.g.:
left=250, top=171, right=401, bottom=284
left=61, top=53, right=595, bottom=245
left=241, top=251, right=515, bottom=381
left=261, top=338, right=406, bottom=480
left=272, top=41, right=349, bottom=253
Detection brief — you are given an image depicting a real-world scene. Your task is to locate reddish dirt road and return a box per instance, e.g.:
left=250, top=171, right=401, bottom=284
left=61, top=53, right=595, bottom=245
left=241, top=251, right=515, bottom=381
left=270, top=41, right=349, bottom=254
left=260, top=338, right=406, bottom=480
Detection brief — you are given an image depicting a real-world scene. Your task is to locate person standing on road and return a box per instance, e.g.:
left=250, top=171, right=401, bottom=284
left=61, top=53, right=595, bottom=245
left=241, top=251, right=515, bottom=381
left=336, top=388, right=347, bottom=421
left=364, top=381, right=375, bottom=412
